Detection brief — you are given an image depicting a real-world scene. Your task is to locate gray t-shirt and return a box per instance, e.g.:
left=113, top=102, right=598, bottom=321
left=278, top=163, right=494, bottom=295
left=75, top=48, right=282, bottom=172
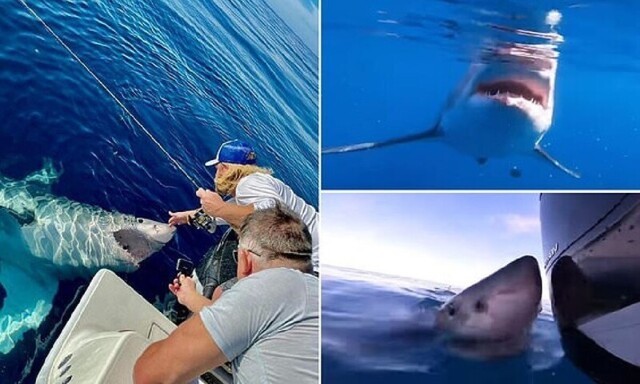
left=199, top=268, right=319, bottom=384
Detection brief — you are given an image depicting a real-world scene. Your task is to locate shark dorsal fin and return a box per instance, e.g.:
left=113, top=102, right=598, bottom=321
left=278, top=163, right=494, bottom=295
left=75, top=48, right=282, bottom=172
left=0, top=208, right=29, bottom=237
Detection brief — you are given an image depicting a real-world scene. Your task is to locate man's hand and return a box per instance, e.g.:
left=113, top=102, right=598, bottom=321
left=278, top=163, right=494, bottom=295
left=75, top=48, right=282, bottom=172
left=195, top=187, right=254, bottom=228
left=169, top=274, right=212, bottom=313
left=167, top=210, right=197, bottom=226
left=196, top=188, right=225, bottom=217
left=168, top=274, right=197, bottom=304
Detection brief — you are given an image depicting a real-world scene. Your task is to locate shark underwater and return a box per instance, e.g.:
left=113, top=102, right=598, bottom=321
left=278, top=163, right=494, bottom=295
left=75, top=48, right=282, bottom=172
left=0, top=160, right=176, bottom=354
left=323, top=10, right=579, bottom=179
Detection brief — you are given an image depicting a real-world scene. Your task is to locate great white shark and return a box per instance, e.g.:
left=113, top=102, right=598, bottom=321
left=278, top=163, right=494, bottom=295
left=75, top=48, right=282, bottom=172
left=435, top=255, right=543, bottom=359
left=322, top=256, right=557, bottom=372
left=0, top=160, right=176, bottom=354
left=323, top=11, right=579, bottom=178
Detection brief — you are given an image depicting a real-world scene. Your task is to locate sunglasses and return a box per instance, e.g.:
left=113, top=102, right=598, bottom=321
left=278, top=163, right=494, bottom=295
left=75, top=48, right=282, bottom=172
left=232, top=247, right=263, bottom=263
left=232, top=247, right=312, bottom=263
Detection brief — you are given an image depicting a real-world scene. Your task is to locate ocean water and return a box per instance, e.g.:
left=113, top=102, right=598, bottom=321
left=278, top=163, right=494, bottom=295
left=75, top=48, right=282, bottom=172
left=322, top=0, right=640, bottom=189
left=322, top=265, right=596, bottom=384
left=0, top=0, right=317, bottom=381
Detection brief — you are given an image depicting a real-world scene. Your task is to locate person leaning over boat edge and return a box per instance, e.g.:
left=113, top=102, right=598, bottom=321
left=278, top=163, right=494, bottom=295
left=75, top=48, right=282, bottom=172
left=167, top=139, right=319, bottom=272
left=133, top=204, right=319, bottom=384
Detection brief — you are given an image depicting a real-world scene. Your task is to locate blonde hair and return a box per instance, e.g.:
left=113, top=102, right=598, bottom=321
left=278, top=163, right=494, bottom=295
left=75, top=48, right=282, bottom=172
left=215, top=164, right=273, bottom=196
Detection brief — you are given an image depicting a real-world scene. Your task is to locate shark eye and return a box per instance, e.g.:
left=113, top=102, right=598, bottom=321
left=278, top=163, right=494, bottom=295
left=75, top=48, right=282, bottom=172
left=448, top=305, right=456, bottom=317
left=475, top=300, right=487, bottom=313
left=137, top=218, right=143, bottom=223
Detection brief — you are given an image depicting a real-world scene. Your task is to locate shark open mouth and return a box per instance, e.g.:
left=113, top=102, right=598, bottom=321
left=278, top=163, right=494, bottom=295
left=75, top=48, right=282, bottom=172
left=476, top=79, right=548, bottom=108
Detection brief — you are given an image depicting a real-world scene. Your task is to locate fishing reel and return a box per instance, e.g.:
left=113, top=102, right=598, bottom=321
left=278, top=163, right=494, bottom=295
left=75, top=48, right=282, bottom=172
left=189, top=209, right=217, bottom=234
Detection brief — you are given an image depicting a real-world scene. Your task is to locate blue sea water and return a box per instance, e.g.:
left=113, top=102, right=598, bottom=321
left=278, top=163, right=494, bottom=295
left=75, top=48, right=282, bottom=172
left=0, top=0, right=317, bottom=381
left=322, top=0, right=640, bottom=189
left=322, top=265, right=596, bottom=383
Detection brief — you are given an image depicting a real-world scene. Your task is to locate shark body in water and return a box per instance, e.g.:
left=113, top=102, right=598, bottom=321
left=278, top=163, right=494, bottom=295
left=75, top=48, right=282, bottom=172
left=0, top=160, right=176, bottom=353
left=367, top=256, right=543, bottom=360
left=322, top=256, right=559, bottom=374
left=323, top=11, right=578, bottom=178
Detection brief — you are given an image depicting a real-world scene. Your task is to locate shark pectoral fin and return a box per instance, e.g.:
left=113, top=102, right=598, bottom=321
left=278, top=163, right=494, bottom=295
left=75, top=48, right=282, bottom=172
left=534, top=146, right=580, bottom=179
left=3, top=207, right=35, bottom=226
left=0, top=209, right=28, bottom=238
left=322, top=142, right=377, bottom=154
left=323, top=65, right=473, bottom=157
left=322, top=126, right=442, bottom=155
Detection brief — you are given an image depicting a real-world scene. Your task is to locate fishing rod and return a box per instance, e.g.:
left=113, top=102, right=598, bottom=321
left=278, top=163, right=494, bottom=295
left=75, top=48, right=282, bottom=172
left=18, top=0, right=201, bottom=188
left=18, top=0, right=217, bottom=232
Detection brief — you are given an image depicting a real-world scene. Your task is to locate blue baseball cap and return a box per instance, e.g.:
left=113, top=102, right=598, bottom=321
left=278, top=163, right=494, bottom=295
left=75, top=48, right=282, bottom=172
left=205, top=140, right=257, bottom=167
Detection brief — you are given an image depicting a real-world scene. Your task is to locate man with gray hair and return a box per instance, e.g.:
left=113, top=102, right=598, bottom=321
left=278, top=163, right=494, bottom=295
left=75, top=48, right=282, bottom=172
left=133, top=204, right=319, bottom=384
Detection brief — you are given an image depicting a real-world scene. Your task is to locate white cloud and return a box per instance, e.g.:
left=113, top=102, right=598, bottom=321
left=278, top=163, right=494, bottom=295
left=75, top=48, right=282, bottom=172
left=493, top=214, right=541, bottom=235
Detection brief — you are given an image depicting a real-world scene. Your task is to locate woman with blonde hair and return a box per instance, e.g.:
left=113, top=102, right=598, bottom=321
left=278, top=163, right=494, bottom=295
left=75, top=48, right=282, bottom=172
left=168, top=139, right=319, bottom=271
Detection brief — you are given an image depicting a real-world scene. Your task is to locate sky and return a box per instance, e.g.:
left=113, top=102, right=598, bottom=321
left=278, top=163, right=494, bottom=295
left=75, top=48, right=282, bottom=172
left=322, top=192, right=550, bottom=301
left=264, top=0, right=318, bottom=55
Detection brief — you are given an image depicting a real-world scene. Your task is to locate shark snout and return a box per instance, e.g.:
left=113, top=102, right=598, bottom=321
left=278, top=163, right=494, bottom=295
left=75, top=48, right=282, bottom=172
left=435, top=256, right=542, bottom=342
left=134, top=217, right=176, bottom=244
left=506, top=255, right=542, bottom=289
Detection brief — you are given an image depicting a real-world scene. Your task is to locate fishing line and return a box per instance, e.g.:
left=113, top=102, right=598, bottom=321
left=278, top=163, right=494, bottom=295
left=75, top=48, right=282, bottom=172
left=18, top=0, right=201, bottom=189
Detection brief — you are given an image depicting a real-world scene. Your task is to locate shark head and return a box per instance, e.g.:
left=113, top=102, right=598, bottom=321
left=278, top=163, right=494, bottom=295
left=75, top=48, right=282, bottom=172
left=113, top=217, right=176, bottom=264
left=467, top=43, right=558, bottom=133
left=438, top=40, right=561, bottom=160
left=436, top=256, right=542, bottom=343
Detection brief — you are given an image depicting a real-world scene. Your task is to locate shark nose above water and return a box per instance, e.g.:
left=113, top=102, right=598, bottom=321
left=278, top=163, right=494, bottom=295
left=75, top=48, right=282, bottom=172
left=135, top=217, right=177, bottom=244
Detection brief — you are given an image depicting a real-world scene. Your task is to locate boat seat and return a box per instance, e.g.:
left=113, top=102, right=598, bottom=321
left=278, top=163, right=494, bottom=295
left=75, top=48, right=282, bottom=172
left=37, top=269, right=176, bottom=384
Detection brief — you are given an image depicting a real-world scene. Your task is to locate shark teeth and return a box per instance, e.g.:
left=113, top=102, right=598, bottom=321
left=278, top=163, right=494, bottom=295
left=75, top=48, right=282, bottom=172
left=482, top=91, right=542, bottom=106
left=477, top=79, right=547, bottom=107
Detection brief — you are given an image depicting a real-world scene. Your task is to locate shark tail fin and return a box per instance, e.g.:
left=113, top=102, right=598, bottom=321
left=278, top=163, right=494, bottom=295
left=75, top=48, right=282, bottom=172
left=535, top=146, right=580, bottom=179
left=322, top=127, right=442, bottom=155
